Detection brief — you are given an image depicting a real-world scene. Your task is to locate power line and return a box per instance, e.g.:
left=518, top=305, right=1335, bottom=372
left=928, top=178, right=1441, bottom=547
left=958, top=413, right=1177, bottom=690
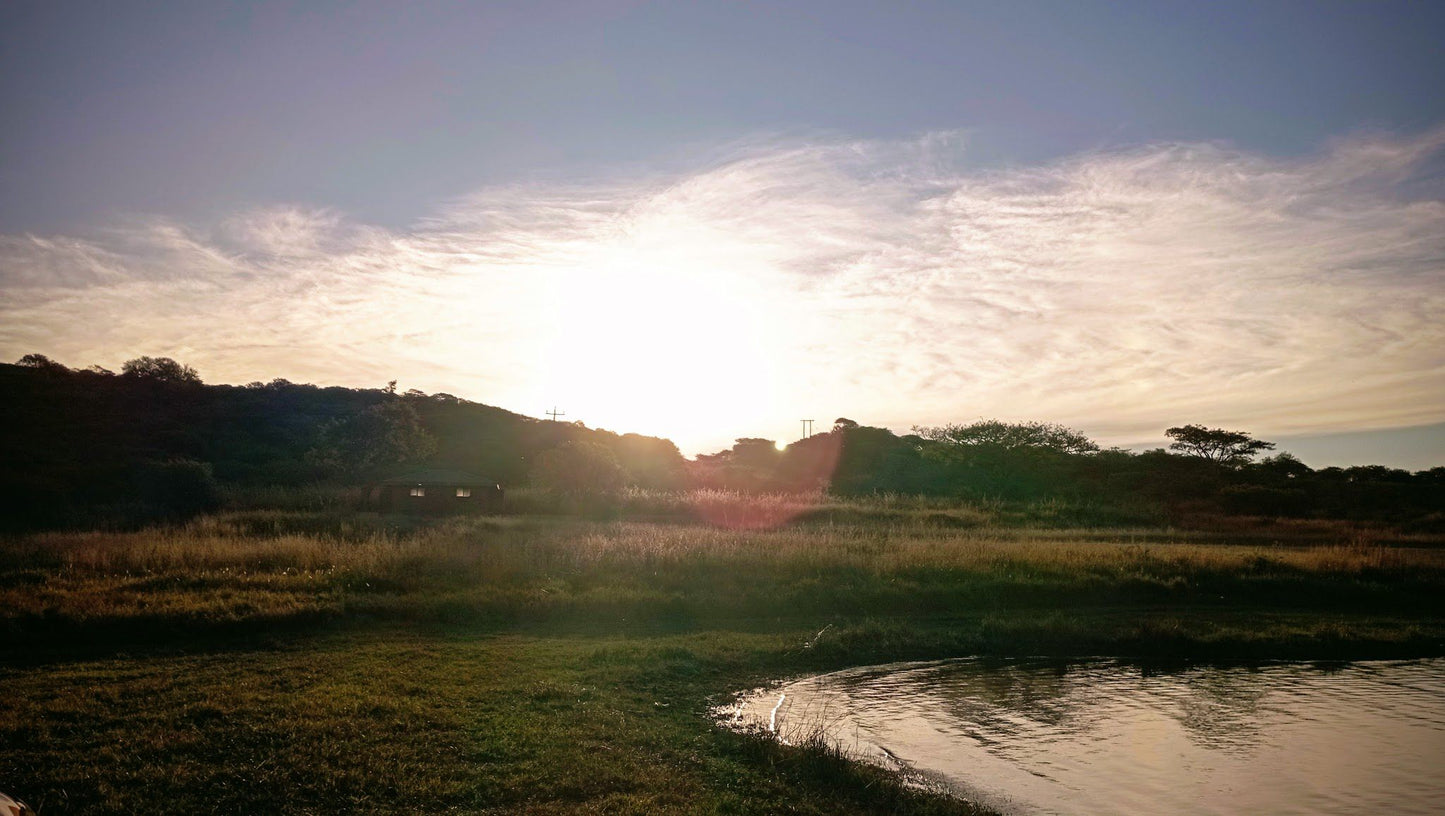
left=801, top=419, right=814, bottom=438
left=547, top=406, right=566, bottom=422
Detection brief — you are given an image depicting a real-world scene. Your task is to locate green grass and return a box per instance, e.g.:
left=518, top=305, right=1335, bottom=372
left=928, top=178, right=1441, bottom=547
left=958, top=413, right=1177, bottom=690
left=3, top=626, right=1003, bottom=815
left=2, top=504, right=1442, bottom=813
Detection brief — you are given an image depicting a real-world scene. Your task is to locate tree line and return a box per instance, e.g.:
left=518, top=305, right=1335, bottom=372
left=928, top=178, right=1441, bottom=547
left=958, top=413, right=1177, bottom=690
left=688, top=418, right=1443, bottom=527
left=2, top=354, right=1440, bottom=531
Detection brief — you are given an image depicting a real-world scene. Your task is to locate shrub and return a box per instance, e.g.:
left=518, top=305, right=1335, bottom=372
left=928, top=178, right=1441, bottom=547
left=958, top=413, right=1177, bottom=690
left=531, top=441, right=626, bottom=498
left=1220, top=484, right=1311, bottom=518
left=136, top=459, right=223, bottom=520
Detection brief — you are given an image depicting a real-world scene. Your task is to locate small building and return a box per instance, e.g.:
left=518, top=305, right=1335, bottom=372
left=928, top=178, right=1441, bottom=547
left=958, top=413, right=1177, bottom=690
left=369, top=468, right=503, bottom=514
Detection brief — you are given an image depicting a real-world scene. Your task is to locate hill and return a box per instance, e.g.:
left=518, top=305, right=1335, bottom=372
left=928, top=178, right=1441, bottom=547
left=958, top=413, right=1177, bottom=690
left=0, top=358, right=683, bottom=529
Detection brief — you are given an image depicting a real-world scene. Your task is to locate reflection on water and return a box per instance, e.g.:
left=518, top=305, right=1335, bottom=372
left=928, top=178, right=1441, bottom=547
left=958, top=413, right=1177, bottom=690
left=727, top=659, right=1445, bottom=815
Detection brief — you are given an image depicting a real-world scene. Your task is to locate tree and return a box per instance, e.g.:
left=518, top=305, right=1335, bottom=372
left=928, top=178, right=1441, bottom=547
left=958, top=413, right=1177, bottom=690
left=1165, top=425, right=1274, bottom=466
left=15, top=353, right=68, bottom=373
left=611, top=433, right=685, bottom=490
left=915, top=420, right=1099, bottom=455
left=729, top=438, right=782, bottom=471
left=136, top=459, right=222, bottom=519
left=531, top=441, right=625, bottom=497
left=1417, top=467, right=1445, bottom=484
left=306, top=400, right=437, bottom=475
left=1251, top=452, right=1312, bottom=482
left=1343, top=465, right=1413, bottom=483
left=827, top=423, right=925, bottom=495
left=688, top=438, right=784, bottom=492
left=121, top=356, right=202, bottom=384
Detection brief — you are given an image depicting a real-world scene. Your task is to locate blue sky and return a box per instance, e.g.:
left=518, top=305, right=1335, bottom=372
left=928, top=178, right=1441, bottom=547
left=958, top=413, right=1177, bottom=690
left=7, top=1, right=1443, bottom=231
left=2, top=1, right=1443, bottom=465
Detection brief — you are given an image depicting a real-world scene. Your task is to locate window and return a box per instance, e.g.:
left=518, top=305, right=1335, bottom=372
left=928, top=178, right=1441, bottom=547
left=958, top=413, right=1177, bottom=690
left=456, top=487, right=472, bottom=498
left=409, top=486, right=425, bottom=497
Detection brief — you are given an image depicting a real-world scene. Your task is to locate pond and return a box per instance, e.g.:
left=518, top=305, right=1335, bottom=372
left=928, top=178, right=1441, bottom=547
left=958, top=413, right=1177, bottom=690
left=723, top=658, right=1445, bottom=815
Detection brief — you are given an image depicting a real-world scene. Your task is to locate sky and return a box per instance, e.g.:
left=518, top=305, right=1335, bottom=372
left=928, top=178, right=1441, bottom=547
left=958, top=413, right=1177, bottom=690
left=2, top=1, right=1443, bottom=467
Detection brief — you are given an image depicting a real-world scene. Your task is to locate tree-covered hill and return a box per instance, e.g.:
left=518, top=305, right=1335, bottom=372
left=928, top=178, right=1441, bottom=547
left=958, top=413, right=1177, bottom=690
left=0, top=356, right=683, bottom=529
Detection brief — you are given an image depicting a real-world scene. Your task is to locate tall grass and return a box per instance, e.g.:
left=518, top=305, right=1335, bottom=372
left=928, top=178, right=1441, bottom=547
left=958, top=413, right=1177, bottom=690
left=4, top=510, right=1441, bottom=646
left=12, top=513, right=1432, bottom=581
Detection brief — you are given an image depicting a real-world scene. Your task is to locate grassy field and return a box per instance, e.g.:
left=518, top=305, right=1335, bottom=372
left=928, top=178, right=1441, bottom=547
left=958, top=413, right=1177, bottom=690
left=3, top=494, right=1443, bottom=813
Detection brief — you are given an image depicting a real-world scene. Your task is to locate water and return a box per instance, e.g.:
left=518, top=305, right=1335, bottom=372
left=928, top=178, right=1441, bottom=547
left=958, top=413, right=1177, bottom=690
left=725, top=658, right=1445, bottom=815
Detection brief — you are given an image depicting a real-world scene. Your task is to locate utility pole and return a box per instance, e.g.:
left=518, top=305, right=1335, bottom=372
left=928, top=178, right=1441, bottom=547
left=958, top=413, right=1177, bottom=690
left=547, top=406, right=566, bottom=422
left=800, top=419, right=814, bottom=439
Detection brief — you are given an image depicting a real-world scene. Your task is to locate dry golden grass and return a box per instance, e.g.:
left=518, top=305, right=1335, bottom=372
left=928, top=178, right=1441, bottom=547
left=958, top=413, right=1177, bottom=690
left=8, top=511, right=1441, bottom=582
left=4, top=508, right=1441, bottom=641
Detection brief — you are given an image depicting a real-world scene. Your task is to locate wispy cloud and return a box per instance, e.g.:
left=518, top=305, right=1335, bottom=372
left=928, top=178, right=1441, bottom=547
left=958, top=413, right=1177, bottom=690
left=2, top=127, right=1443, bottom=453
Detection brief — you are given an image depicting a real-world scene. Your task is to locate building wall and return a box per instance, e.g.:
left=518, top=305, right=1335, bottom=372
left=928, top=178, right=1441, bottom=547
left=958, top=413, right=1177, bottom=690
left=375, top=484, right=503, bottom=514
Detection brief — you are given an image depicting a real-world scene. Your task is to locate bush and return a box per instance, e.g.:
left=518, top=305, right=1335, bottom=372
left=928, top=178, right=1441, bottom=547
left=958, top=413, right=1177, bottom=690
left=136, top=459, right=223, bottom=520
left=531, top=441, right=625, bottom=498
left=1220, top=484, right=1312, bottom=518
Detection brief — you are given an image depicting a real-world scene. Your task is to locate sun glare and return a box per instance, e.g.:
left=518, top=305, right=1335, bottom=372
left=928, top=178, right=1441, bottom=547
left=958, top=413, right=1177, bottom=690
left=531, top=219, right=794, bottom=453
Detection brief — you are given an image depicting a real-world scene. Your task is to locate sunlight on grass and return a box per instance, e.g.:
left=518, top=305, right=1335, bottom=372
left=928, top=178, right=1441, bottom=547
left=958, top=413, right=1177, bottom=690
left=3, top=499, right=1440, bottom=640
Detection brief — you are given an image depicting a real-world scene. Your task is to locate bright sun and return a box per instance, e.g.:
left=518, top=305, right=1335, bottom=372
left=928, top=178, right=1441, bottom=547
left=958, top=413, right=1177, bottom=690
left=530, top=216, right=795, bottom=454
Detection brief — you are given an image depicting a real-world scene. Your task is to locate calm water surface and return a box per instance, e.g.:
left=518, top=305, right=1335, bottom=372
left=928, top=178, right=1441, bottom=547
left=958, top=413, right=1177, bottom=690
left=726, top=659, right=1445, bottom=815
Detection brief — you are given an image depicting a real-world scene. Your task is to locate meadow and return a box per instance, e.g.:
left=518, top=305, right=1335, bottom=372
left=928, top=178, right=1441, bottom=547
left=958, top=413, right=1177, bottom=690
left=3, top=491, right=1442, bottom=814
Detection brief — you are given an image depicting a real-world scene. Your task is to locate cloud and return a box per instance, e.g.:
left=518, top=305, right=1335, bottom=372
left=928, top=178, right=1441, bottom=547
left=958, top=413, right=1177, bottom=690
left=217, top=206, right=359, bottom=260
left=2, top=126, right=1443, bottom=453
